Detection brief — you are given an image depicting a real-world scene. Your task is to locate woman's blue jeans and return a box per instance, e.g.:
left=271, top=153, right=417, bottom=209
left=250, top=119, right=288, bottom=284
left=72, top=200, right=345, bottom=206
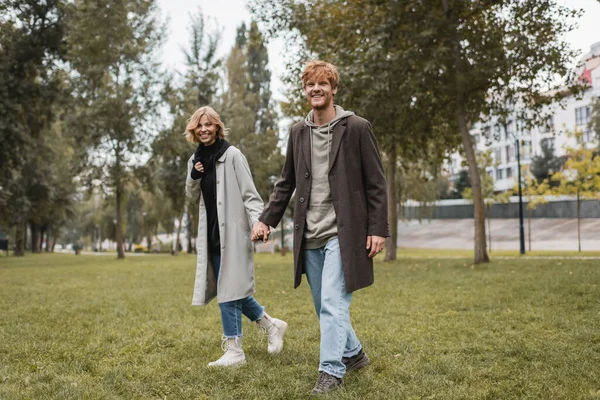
left=211, top=254, right=264, bottom=338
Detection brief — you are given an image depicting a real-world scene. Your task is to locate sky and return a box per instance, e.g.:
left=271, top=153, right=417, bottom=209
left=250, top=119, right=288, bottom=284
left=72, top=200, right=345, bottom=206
left=156, top=0, right=600, bottom=103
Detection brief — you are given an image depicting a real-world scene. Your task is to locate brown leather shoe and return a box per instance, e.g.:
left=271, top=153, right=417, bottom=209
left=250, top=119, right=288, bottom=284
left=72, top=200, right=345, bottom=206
left=311, top=371, right=342, bottom=395
left=342, top=349, right=371, bottom=373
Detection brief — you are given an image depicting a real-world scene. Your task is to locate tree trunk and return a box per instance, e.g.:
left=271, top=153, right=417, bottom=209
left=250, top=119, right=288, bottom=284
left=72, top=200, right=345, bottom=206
left=528, top=208, right=532, bottom=252
left=40, top=226, right=47, bottom=252
left=147, top=227, right=152, bottom=253
left=487, top=207, right=491, bottom=253
left=115, top=150, right=125, bottom=259
left=459, top=112, right=488, bottom=263
left=30, top=222, right=40, bottom=253
left=187, top=212, right=193, bottom=254
left=577, top=191, right=581, bottom=252
left=384, top=145, right=398, bottom=261
left=174, top=212, right=184, bottom=255
left=442, top=0, right=488, bottom=264
left=14, top=221, right=25, bottom=257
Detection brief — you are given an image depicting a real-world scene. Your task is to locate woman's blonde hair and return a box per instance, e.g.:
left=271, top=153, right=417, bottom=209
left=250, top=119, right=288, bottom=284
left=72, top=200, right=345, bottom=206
left=184, top=106, right=227, bottom=144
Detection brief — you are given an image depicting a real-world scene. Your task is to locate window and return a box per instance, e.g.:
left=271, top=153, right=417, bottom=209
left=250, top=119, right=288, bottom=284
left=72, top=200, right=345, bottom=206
left=506, top=145, right=514, bottom=162
left=521, top=140, right=531, bottom=160
left=494, top=148, right=503, bottom=163
left=575, top=106, right=591, bottom=126
left=541, top=138, right=555, bottom=153
left=543, top=116, right=554, bottom=133
left=583, top=130, right=596, bottom=143
left=496, top=169, right=504, bottom=180
left=506, top=121, right=514, bottom=140
left=507, top=167, right=513, bottom=179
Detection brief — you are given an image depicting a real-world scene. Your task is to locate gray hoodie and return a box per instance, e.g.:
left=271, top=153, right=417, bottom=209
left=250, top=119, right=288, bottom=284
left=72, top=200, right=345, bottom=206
left=303, top=105, right=355, bottom=249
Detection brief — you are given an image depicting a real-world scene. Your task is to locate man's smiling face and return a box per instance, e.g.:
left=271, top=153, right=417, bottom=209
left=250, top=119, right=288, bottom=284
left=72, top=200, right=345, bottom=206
left=304, top=78, right=337, bottom=111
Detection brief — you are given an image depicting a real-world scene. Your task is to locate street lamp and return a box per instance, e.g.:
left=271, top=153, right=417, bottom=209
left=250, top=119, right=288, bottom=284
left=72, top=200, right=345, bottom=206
left=515, top=137, right=526, bottom=255
left=507, top=122, right=526, bottom=255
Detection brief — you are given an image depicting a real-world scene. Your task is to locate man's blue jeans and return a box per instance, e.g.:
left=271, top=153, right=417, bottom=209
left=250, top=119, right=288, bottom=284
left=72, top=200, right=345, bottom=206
left=211, top=254, right=264, bottom=338
left=304, top=237, right=362, bottom=378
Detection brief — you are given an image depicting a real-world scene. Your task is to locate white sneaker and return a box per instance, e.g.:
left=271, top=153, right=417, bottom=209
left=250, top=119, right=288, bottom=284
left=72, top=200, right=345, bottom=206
left=207, top=336, right=246, bottom=367
left=257, top=313, right=288, bottom=354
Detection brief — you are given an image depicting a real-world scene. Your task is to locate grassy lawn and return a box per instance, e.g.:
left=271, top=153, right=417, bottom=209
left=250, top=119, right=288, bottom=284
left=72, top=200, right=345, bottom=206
left=1, top=253, right=599, bottom=399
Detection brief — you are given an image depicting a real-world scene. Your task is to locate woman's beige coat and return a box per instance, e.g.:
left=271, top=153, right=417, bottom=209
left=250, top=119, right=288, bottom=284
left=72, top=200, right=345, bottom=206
left=185, top=146, right=263, bottom=305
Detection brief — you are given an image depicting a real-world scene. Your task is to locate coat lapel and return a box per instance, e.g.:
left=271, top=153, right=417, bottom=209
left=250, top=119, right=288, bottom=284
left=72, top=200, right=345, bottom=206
left=299, top=125, right=311, bottom=172
left=329, top=119, right=347, bottom=170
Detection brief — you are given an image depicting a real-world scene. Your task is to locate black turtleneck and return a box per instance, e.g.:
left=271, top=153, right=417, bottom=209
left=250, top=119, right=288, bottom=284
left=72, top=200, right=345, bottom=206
left=190, top=138, right=231, bottom=255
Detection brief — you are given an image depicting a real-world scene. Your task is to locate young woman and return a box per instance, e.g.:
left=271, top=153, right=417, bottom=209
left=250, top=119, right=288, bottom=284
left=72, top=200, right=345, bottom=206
left=184, top=106, right=287, bottom=367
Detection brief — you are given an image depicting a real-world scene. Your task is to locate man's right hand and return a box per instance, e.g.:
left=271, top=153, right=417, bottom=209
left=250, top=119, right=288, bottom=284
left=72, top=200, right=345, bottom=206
left=251, top=221, right=271, bottom=243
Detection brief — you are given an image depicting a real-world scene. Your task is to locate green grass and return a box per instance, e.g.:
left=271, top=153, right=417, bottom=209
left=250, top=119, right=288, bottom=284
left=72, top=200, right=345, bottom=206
left=1, top=253, right=599, bottom=399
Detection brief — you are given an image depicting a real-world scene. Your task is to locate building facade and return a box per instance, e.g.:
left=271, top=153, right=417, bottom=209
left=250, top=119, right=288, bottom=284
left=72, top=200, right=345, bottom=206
left=446, top=41, right=600, bottom=193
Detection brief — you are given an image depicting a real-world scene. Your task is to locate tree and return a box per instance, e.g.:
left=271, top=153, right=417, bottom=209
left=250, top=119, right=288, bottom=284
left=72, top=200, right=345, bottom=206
left=463, top=151, right=510, bottom=253
left=0, top=0, right=67, bottom=256
left=250, top=1, right=462, bottom=261
left=221, top=22, right=284, bottom=203
left=453, top=170, right=472, bottom=199
left=151, top=8, right=223, bottom=255
left=66, top=0, right=165, bottom=259
left=531, top=140, right=563, bottom=185
left=432, top=0, right=581, bottom=263
left=551, top=131, right=600, bottom=252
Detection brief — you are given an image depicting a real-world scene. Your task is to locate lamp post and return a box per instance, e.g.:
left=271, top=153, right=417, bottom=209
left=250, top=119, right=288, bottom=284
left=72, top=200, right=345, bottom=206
left=112, top=218, right=117, bottom=251
left=505, top=117, right=526, bottom=256
left=515, top=138, right=526, bottom=255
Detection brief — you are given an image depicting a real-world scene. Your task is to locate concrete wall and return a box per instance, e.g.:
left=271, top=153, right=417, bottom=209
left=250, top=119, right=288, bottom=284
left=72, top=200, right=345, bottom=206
left=404, top=199, right=600, bottom=220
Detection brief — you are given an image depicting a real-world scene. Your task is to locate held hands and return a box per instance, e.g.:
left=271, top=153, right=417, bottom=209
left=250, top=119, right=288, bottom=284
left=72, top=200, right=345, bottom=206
left=251, top=221, right=271, bottom=243
left=366, top=235, right=385, bottom=258
left=194, top=162, right=204, bottom=173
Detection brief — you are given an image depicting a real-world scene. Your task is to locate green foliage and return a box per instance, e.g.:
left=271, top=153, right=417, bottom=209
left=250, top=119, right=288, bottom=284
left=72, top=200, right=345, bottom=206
left=551, top=131, right=600, bottom=200
left=530, top=140, right=563, bottom=185
left=250, top=0, right=582, bottom=264
left=452, top=170, right=472, bottom=199
left=0, top=1, right=89, bottom=255
left=66, top=0, right=165, bottom=257
left=221, top=22, right=284, bottom=202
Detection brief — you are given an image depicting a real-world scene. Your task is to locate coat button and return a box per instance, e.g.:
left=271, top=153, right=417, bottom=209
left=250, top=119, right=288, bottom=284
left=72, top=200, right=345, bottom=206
left=304, top=173, right=309, bottom=178
left=217, top=180, right=220, bottom=184
left=294, top=224, right=299, bottom=230
left=221, top=223, right=224, bottom=226
left=299, top=197, right=305, bottom=203
left=218, top=202, right=222, bottom=205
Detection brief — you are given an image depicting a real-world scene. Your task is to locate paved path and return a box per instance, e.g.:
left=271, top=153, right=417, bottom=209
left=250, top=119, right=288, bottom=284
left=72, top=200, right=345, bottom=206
left=397, top=218, right=600, bottom=252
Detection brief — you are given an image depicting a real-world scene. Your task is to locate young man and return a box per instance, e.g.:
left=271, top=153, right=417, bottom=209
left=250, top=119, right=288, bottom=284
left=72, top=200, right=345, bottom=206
left=252, top=60, right=388, bottom=395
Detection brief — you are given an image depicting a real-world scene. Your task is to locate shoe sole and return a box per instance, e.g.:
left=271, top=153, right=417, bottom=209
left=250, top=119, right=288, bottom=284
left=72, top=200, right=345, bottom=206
left=269, top=320, right=288, bottom=354
left=207, top=359, right=247, bottom=367
left=345, top=353, right=370, bottom=373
